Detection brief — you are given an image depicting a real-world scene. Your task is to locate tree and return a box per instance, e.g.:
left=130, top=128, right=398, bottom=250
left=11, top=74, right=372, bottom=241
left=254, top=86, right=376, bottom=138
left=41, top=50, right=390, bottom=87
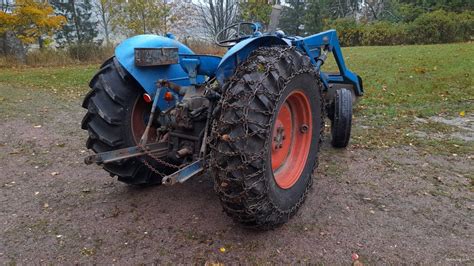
left=239, top=0, right=272, bottom=27
left=0, top=0, right=14, bottom=13
left=304, top=0, right=323, bottom=33
left=196, top=0, right=239, bottom=38
left=279, top=0, right=307, bottom=36
left=111, top=0, right=181, bottom=36
left=51, top=0, right=99, bottom=46
left=319, top=0, right=360, bottom=19
left=0, top=0, right=65, bottom=48
left=93, top=0, right=116, bottom=46
left=169, top=0, right=196, bottom=38
left=398, top=0, right=474, bottom=13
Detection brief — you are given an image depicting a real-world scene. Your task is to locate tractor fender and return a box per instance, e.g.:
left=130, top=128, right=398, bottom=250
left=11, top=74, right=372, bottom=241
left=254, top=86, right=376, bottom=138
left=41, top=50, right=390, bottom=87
left=115, top=34, right=201, bottom=96
left=216, top=36, right=289, bottom=85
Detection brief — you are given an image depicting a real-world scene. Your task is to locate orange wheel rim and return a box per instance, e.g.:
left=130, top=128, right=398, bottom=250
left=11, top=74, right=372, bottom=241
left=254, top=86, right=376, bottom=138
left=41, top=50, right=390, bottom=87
left=131, top=96, right=156, bottom=144
left=271, top=90, right=312, bottom=189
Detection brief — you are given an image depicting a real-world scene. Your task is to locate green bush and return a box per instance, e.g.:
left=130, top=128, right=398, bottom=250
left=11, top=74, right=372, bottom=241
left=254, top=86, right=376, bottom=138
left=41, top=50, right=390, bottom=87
left=408, top=10, right=459, bottom=44
left=456, top=11, right=474, bottom=42
left=361, top=21, right=408, bottom=46
left=327, top=10, right=473, bottom=46
left=326, top=18, right=362, bottom=46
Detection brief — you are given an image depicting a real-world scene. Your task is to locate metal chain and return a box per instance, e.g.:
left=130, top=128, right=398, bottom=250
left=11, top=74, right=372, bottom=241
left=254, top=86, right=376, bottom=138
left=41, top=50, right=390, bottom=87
left=138, top=141, right=185, bottom=177
left=208, top=46, right=325, bottom=223
left=141, top=158, right=166, bottom=177
left=144, top=145, right=182, bottom=169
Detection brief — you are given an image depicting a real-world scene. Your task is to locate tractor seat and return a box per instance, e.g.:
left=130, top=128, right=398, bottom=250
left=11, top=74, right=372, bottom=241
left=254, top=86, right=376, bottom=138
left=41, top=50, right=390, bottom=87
left=179, top=54, right=222, bottom=79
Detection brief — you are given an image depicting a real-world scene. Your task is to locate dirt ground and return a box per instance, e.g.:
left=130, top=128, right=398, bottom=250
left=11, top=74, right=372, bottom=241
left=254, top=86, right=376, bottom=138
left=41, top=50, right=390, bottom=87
left=0, top=83, right=473, bottom=264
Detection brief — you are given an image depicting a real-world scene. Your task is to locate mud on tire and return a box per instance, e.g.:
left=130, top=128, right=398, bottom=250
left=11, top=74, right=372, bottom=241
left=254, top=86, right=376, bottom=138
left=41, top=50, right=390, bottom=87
left=81, top=57, right=164, bottom=185
left=210, top=46, right=324, bottom=229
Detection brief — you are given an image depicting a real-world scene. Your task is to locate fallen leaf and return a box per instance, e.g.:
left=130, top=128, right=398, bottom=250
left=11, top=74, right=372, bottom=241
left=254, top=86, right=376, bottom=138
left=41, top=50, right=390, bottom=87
left=219, top=247, right=226, bottom=253
left=80, top=247, right=95, bottom=256
left=414, top=66, right=427, bottom=74
left=352, top=253, right=359, bottom=260
left=459, top=111, right=465, bottom=117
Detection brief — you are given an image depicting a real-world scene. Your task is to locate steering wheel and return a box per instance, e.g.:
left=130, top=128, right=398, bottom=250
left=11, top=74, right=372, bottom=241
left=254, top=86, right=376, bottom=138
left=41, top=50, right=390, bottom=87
left=215, top=22, right=259, bottom=47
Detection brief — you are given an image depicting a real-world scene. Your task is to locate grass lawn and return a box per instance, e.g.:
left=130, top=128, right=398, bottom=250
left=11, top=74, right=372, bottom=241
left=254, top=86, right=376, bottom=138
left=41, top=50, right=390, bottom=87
left=1, top=43, right=473, bottom=155
left=0, top=43, right=473, bottom=264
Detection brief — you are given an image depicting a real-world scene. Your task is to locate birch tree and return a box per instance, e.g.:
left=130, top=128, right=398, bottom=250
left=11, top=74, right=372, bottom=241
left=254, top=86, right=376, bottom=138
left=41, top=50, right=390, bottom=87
left=196, top=0, right=239, bottom=38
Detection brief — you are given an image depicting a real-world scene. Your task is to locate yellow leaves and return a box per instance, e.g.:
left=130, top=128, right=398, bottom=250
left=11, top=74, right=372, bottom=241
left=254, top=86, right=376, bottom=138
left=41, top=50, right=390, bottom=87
left=459, top=111, right=465, bottom=117
left=0, top=0, right=65, bottom=44
left=414, top=66, right=428, bottom=74
left=0, top=11, right=18, bottom=34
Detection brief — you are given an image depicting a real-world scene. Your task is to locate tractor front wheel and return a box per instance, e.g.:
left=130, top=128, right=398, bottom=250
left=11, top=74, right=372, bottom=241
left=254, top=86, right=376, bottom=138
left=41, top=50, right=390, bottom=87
left=330, top=88, right=353, bottom=148
left=210, top=47, right=324, bottom=229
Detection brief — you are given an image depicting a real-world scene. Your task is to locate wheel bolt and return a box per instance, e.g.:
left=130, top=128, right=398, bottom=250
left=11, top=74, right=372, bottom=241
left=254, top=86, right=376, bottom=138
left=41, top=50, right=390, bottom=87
left=300, top=124, right=309, bottom=133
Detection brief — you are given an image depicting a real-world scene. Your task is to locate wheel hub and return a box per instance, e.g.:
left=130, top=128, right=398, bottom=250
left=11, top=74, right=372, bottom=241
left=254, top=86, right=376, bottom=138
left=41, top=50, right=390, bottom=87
left=273, top=125, right=286, bottom=149
left=131, top=95, right=156, bottom=144
left=271, top=90, right=313, bottom=189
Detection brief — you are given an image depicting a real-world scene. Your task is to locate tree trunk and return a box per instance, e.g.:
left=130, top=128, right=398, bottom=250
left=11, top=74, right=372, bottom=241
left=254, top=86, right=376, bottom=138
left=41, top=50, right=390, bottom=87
left=1, top=31, right=27, bottom=64
left=71, top=0, right=82, bottom=43
left=38, top=36, right=45, bottom=50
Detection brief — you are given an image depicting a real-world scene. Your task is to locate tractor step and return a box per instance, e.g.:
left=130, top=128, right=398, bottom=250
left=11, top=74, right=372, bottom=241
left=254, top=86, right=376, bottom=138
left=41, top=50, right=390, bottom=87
left=84, top=142, right=168, bottom=165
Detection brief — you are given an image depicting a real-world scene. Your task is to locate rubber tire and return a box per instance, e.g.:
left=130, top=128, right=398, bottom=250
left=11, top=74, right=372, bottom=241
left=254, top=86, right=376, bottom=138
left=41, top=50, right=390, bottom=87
left=81, top=57, right=164, bottom=185
left=330, top=88, right=352, bottom=148
left=210, top=47, right=324, bottom=230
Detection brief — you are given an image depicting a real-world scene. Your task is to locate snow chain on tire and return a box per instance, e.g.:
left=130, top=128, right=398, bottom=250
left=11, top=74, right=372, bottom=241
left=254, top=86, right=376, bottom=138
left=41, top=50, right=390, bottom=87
left=209, top=46, right=325, bottom=229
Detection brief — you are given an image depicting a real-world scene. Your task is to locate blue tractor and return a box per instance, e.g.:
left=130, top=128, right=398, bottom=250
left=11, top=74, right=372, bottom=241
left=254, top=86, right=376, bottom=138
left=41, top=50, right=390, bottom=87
left=81, top=9, right=363, bottom=229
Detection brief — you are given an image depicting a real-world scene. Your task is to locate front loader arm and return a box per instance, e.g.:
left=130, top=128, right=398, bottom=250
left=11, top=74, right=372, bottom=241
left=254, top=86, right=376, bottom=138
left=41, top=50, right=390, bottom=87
left=292, top=30, right=364, bottom=96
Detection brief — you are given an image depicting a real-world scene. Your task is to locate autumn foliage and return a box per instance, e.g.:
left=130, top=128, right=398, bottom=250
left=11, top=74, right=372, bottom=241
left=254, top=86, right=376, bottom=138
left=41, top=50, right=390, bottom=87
left=0, top=0, right=65, bottom=45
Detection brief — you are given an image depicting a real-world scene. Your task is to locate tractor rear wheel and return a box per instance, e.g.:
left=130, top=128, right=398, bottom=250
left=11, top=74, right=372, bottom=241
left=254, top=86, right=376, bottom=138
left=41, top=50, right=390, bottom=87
left=81, top=57, right=166, bottom=185
left=210, top=47, right=324, bottom=229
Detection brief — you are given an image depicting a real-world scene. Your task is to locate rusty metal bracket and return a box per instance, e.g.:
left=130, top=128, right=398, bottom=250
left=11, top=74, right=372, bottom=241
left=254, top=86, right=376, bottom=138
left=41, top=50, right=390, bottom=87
left=134, top=47, right=178, bottom=66
left=84, top=142, right=168, bottom=165
left=162, top=159, right=204, bottom=186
